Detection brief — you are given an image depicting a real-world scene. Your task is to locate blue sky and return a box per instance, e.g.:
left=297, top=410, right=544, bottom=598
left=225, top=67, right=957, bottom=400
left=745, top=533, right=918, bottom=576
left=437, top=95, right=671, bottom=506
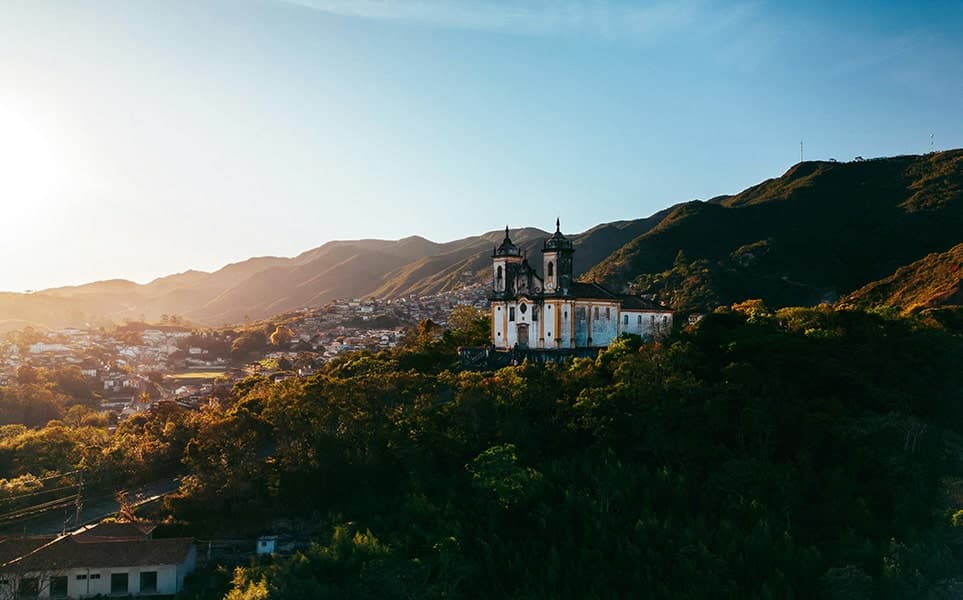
left=1, top=0, right=961, bottom=291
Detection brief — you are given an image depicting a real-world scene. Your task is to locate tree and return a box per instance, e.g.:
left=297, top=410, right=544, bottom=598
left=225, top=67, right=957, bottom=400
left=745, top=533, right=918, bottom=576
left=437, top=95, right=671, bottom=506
left=269, top=325, right=295, bottom=348
left=447, top=306, right=491, bottom=347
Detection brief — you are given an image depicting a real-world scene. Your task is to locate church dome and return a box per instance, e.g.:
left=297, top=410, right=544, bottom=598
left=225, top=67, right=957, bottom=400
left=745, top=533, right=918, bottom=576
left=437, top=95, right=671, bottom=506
left=542, top=219, right=573, bottom=252
left=494, top=226, right=522, bottom=257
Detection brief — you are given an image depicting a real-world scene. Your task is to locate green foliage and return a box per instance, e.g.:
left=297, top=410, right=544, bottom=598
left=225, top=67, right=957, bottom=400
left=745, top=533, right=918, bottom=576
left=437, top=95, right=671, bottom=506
left=467, top=444, right=543, bottom=509
left=633, top=252, right=721, bottom=312
left=447, top=306, right=491, bottom=347
left=11, top=304, right=959, bottom=598
left=232, top=329, right=269, bottom=357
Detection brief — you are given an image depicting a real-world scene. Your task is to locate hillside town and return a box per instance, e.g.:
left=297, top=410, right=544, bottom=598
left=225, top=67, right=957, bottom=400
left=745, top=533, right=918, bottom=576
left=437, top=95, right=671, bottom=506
left=0, top=283, right=490, bottom=417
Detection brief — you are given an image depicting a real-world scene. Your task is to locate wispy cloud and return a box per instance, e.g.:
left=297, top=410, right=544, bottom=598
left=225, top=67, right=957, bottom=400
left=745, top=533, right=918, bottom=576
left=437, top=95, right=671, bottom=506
left=282, top=0, right=754, bottom=41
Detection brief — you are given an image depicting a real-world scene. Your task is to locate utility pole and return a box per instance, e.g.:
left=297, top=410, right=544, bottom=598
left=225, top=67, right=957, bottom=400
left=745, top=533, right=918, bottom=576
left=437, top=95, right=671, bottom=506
left=74, top=471, right=83, bottom=528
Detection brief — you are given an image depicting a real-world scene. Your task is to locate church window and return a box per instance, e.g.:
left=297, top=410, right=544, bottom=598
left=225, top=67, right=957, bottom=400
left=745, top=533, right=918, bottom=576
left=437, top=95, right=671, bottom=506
left=496, top=266, right=503, bottom=281
left=509, top=307, right=515, bottom=321
left=637, top=315, right=642, bottom=324
left=547, top=261, right=554, bottom=277
left=563, top=310, right=568, bottom=319
left=605, top=307, right=611, bottom=320
left=594, top=307, right=599, bottom=320
left=519, top=303, right=527, bottom=314
left=623, top=315, right=629, bottom=325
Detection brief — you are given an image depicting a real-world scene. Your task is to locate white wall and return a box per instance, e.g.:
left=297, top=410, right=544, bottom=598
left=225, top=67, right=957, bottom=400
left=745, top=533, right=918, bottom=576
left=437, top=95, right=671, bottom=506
left=17, top=564, right=183, bottom=598
left=621, top=311, right=673, bottom=339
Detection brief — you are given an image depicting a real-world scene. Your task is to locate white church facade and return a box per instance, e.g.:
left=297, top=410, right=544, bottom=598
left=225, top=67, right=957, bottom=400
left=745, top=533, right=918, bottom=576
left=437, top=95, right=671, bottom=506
left=490, top=221, right=673, bottom=351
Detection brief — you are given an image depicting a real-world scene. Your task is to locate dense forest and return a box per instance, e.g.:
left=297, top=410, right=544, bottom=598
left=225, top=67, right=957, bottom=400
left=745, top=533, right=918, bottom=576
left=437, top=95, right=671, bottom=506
left=3, top=305, right=963, bottom=598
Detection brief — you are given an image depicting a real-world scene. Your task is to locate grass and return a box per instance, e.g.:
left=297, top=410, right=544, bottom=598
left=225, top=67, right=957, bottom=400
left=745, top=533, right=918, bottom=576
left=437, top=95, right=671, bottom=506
left=167, top=371, right=226, bottom=381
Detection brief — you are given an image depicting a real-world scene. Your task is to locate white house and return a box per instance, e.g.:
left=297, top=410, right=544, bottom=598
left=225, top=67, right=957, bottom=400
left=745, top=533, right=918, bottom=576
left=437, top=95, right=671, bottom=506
left=0, top=522, right=196, bottom=598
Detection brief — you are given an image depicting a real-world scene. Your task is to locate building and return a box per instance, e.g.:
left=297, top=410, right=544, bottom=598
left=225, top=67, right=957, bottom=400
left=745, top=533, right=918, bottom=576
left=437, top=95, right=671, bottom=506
left=0, top=522, right=196, bottom=598
left=489, top=221, right=673, bottom=350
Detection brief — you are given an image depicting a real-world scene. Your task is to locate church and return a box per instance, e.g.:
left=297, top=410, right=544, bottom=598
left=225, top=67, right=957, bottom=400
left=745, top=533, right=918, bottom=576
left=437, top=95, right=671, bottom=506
left=490, top=221, right=673, bottom=350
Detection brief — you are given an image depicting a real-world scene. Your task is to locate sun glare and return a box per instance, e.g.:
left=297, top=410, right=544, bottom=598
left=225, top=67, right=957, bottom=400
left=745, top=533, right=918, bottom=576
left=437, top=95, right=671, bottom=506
left=0, top=105, right=62, bottom=218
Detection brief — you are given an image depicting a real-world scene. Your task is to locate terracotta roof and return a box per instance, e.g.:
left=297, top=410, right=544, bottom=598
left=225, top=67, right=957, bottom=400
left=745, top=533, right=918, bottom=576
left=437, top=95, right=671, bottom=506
left=567, top=281, right=621, bottom=299
left=75, top=521, right=156, bottom=540
left=0, top=535, right=194, bottom=572
left=0, top=537, right=53, bottom=565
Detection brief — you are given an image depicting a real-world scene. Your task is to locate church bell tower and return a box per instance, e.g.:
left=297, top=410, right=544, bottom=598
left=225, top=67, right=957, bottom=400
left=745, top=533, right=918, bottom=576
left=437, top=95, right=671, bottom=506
left=541, top=219, right=574, bottom=295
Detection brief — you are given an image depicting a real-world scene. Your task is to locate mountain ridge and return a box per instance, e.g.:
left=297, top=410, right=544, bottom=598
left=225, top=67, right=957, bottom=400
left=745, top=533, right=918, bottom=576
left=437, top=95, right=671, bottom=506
left=3, top=149, right=963, bottom=333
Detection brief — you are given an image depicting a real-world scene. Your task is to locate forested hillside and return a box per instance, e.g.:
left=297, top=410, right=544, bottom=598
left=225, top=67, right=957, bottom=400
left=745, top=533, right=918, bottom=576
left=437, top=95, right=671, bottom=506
left=6, top=305, right=962, bottom=597
left=589, top=150, right=963, bottom=311
left=841, top=243, right=963, bottom=313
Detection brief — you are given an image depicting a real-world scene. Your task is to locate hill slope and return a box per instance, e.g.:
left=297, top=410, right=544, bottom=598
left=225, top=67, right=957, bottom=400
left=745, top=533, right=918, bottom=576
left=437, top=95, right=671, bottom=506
left=841, top=242, right=963, bottom=312
left=0, top=217, right=666, bottom=331
left=586, top=150, right=963, bottom=309
left=4, top=149, right=963, bottom=332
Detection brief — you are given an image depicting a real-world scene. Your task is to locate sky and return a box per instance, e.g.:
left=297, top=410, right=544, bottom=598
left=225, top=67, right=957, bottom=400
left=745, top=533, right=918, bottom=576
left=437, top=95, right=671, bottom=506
left=1, top=0, right=962, bottom=292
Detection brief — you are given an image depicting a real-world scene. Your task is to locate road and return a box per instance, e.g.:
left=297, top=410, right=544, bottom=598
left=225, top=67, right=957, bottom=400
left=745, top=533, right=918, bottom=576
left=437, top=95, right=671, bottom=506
left=0, top=478, right=180, bottom=537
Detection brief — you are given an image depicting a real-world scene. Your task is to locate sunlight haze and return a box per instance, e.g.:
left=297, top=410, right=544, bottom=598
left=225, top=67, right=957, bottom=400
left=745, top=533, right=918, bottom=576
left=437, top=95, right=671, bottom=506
left=1, top=0, right=961, bottom=291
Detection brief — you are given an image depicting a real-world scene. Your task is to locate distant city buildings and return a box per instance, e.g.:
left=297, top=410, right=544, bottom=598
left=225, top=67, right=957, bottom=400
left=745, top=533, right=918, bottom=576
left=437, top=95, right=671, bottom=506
left=0, top=282, right=490, bottom=417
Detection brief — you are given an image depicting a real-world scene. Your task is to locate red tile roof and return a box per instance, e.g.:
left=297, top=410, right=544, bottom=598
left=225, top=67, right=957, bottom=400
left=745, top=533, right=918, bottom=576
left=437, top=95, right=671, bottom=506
left=0, top=534, right=193, bottom=572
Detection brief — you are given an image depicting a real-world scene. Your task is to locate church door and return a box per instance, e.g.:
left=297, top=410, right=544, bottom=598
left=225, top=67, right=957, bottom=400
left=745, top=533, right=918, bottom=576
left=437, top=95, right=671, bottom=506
left=517, top=324, right=529, bottom=349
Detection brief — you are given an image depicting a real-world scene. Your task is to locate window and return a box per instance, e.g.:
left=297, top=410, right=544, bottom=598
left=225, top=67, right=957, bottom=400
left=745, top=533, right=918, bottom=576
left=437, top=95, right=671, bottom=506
left=519, top=303, right=527, bottom=314
left=563, top=310, right=567, bottom=319
left=638, top=315, right=642, bottom=324
left=140, top=572, right=158, bottom=594
left=594, top=307, right=599, bottom=320
left=509, top=307, right=515, bottom=321
left=496, top=266, right=503, bottom=281
left=50, top=576, right=68, bottom=599
left=605, top=307, right=611, bottom=320
left=111, top=573, right=128, bottom=595
left=19, top=578, right=38, bottom=599
left=90, top=575, right=101, bottom=580
left=623, top=315, right=629, bottom=325
left=547, top=261, right=554, bottom=277
left=76, top=575, right=87, bottom=580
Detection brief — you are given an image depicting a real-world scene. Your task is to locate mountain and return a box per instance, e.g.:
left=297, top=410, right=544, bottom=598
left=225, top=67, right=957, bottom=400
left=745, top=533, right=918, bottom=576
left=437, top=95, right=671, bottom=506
left=0, top=219, right=664, bottom=332
left=586, top=150, right=963, bottom=309
left=3, top=149, right=962, bottom=333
